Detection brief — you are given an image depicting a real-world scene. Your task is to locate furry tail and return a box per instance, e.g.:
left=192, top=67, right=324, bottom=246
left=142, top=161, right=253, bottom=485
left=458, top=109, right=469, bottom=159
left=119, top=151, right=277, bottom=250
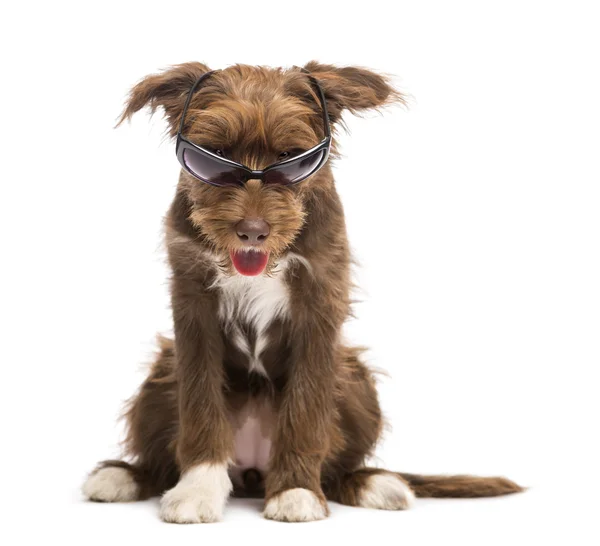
left=397, top=472, right=524, bottom=498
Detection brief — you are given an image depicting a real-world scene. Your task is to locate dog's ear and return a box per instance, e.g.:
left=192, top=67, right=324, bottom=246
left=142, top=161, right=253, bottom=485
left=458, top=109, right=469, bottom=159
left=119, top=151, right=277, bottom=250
left=117, top=62, right=211, bottom=136
left=302, top=61, right=403, bottom=123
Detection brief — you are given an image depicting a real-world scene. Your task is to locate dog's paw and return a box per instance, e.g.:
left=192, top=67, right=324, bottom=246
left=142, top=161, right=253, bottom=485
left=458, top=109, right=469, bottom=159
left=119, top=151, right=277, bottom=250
left=263, top=488, right=328, bottom=522
left=160, top=463, right=232, bottom=524
left=82, top=466, right=140, bottom=502
left=358, top=473, right=415, bottom=510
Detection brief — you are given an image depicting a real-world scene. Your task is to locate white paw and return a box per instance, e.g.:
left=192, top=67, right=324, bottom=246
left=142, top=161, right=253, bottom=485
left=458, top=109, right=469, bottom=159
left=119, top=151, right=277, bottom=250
left=160, top=463, right=232, bottom=524
left=82, top=466, right=140, bottom=502
left=359, top=473, right=415, bottom=510
left=263, top=488, right=328, bottom=522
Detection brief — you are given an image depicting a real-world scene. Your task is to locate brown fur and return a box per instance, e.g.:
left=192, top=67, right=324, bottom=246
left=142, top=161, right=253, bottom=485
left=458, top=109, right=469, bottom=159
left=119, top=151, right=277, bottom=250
left=85, top=62, right=522, bottom=519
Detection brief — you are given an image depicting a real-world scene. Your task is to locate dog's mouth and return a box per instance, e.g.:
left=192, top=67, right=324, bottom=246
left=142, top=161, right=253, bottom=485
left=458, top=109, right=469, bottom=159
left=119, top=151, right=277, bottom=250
left=230, top=249, right=270, bottom=276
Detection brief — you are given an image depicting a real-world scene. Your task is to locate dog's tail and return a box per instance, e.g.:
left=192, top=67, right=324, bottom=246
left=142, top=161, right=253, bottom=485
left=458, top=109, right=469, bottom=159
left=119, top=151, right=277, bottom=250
left=397, top=472, right=524, bottom=498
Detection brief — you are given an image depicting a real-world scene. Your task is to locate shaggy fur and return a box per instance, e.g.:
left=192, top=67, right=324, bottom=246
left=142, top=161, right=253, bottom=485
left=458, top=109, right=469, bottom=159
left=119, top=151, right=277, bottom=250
left=83, top=62, right=522, bottom=522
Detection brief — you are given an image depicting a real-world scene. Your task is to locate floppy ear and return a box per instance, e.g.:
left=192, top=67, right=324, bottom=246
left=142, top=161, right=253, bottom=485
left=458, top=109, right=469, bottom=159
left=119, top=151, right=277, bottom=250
left=117, top=62, right=211, bottom=136
left=303, top=61, right=404, bottom=123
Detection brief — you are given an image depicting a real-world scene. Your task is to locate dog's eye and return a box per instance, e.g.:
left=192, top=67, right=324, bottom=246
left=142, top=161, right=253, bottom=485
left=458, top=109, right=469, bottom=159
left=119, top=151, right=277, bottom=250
left=214, top=149, right=224, bottom=157
left=278, top=148, right=305, bottom=161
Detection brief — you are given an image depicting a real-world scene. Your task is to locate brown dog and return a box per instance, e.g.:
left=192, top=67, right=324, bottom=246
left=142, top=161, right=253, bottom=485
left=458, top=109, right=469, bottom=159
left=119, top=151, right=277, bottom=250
left=82, top=62, right=522, bottom=523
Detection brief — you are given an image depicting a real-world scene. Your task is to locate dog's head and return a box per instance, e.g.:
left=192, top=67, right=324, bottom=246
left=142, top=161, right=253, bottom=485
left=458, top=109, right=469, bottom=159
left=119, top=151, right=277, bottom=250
left=119, top=62, right=401, bottom=275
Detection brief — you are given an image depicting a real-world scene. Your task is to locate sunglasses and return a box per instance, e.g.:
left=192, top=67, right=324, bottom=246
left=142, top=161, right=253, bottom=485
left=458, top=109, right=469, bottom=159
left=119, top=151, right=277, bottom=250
left=175, top=70, right=332, bottom=187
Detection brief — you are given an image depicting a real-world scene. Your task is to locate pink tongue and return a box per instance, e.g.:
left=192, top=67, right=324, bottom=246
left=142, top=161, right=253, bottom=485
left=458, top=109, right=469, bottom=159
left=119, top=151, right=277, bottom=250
left=230, top=250, right=269, bottom=276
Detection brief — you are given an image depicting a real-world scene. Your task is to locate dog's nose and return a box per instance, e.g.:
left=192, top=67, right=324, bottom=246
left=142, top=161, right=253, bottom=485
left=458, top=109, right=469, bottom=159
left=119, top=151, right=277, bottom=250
left=235, top=218, right=270, bottom=245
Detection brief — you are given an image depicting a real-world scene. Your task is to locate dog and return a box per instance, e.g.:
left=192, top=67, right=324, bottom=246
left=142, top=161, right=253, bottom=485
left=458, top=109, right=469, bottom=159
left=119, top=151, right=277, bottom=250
left=82, top=62, right=522, bottom=523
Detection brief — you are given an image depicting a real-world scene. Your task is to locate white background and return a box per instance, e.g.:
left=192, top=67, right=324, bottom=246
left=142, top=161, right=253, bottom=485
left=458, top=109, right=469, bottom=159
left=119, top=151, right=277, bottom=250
left=1, top=1, right=598, bottom=544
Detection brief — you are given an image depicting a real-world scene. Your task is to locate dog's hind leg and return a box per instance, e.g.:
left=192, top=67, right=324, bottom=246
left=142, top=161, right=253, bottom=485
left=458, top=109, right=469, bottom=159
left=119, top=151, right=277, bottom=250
left=322, top=348, right=414, bottom=510
left=82, top=336, right=180, bottom=502
left=322, top=346, right=522, bottom=508
left=326, top=468, right=415, bottom=510
left=82, top=460, right=147, bottom=502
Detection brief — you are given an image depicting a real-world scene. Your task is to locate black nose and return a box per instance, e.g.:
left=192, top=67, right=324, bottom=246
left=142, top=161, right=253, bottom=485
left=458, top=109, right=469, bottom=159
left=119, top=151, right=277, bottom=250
left=235, top=218, right=270, bottom=245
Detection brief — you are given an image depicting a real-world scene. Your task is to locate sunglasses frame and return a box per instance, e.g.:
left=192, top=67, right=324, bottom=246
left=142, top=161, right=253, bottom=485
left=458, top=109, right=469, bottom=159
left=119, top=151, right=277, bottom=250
left=175, top=69, right=332, bottom=187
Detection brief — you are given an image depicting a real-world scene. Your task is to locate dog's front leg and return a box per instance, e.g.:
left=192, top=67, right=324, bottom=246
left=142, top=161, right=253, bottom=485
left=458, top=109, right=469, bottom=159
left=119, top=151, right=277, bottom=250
left=159, top=281, right=233, bottom=524
left=263, top=320, right=336, bottom=522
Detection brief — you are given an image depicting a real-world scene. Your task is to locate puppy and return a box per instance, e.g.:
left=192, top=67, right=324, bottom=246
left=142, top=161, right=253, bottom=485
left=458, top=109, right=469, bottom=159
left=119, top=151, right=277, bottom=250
left=82, top=62, right=522, bottom=523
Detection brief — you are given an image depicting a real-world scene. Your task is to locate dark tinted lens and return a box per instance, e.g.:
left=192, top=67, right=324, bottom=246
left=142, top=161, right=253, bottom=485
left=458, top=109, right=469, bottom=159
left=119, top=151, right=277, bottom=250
left=263, top=149, right=325, bottom=185
left=183, top=148, right=245, bottom=186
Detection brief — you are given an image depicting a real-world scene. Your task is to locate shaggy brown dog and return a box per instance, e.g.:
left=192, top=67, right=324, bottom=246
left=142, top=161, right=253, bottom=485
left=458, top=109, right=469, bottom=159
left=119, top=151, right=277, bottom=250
left=82, top=62, right=522, bottom=523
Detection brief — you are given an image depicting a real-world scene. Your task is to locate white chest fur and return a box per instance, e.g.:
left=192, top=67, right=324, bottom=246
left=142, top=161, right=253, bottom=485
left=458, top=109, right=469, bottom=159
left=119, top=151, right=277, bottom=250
left=213, top=265, right=291, bottom=376
left=216, top=270, right=291, bottom=333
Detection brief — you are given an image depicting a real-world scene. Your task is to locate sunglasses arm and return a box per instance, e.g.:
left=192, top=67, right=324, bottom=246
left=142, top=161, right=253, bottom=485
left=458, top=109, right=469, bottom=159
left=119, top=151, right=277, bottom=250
left=176, top=70, right=218, bottom=136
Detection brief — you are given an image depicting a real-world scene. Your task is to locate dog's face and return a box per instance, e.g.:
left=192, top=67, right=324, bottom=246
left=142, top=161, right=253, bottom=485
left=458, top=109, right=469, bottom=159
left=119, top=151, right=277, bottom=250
left=119, top=62, right=400, bottom=275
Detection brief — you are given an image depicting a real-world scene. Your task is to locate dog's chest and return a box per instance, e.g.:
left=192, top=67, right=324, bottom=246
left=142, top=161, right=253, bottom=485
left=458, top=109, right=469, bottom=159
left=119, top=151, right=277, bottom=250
left=216, top=272, right=291, bottom=378
left=214, top=273, right=290, bottom=485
